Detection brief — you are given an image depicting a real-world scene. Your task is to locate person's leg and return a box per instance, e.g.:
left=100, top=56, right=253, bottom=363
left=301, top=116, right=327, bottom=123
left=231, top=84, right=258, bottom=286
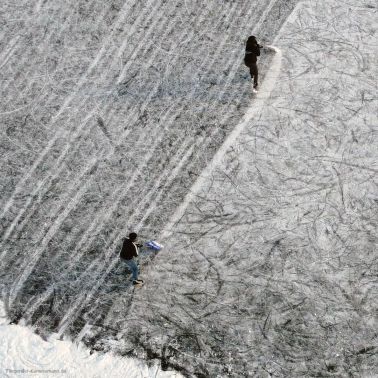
left=249, top=65, right=254, bottom=80
left=250, top=63, right=258, bottom=88
left=126, top=259, right=138, bottom=281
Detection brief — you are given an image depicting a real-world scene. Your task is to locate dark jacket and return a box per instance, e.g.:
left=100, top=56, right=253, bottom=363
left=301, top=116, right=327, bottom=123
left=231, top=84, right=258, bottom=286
left=244, top=40, right=261, bottom=66
left=120, top=238, right=139, bottom=260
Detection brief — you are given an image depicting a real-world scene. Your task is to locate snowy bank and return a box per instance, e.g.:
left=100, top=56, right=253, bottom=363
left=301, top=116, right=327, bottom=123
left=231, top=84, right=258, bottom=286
left=0, top=301, right=180, bottom=378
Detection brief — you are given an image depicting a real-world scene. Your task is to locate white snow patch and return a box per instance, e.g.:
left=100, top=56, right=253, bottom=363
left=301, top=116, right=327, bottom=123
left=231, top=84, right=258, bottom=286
left=0, top=301, right=181, bottom=378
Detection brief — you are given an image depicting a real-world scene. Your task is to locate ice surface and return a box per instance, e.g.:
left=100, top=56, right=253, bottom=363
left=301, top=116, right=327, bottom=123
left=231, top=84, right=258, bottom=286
left=0, top=0, right=377, bottom=376
left=123, top=0, right=378, bottom=376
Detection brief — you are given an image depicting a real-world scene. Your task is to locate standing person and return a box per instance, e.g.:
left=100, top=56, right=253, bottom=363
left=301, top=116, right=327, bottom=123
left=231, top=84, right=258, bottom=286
left=244, top=35, right=262, bottom=91
left=119, top=232, right=144, bottom=285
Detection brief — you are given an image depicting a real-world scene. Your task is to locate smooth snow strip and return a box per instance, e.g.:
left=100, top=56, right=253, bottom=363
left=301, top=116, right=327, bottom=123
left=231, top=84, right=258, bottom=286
left=161, top=45, right=282, bottom=239
left=0, top=36, right=20, bottom=70
left=0, top=301, right=181, bottom=378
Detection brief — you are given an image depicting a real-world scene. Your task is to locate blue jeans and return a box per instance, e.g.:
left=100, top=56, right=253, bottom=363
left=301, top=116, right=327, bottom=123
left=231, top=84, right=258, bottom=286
left=122, top=258, right=138, bottom=281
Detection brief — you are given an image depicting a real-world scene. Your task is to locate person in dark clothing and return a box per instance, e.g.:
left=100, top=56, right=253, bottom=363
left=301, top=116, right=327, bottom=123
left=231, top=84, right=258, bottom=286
left=120, top=232, right=143, bottom=284
left=244, top=35, right=262, bottom=90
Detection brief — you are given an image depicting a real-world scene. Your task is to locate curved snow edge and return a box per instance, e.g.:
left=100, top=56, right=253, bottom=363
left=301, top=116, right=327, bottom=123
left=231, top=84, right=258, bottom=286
left=161, top=45, right=282, bottom=239
left=0, top=300, right=182, bottom=378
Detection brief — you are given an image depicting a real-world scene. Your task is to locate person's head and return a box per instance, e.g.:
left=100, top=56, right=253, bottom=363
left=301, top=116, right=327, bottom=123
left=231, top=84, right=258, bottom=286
left=129, top=232, right=137, bottom=241
left=247, top=35, right=257, bottom=43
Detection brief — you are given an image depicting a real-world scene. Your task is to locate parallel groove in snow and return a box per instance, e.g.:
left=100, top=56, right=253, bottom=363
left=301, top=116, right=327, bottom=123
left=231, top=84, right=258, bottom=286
left=6, top=0, right=222, bottom=321
left=57, top=2, right=270, bottom=332
left=0, top=0, right=299, bottom=342
left=0, top=0, right=141, bottom=217
left=5, top=0, right=216, bottom=264
left=3, top=0, right=186, bottom=265
left=1, top=0, right=183, bottom=245
left=51, top=1, right=247, bottom=332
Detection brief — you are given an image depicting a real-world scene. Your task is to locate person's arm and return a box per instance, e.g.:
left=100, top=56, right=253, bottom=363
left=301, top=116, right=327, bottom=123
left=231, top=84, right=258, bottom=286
left=256, top=44, right=261, bottom=56
left=132, top=242, right=140, bottom=257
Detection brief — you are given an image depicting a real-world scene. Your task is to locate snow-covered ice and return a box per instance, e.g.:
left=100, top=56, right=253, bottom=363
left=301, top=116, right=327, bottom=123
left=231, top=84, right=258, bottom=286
left=126, top=0, right=378, bottom=376
left=0, top=0, right=377, bottom=376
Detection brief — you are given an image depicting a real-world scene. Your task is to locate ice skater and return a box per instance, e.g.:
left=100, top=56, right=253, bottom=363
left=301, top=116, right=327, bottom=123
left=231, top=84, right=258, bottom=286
left=244, top=35, right=262, bottom=91
left=119, top=232, right=144, bottom=285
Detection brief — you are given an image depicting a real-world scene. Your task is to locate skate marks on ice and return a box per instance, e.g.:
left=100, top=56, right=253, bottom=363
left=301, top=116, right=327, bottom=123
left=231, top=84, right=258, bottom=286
left=123, top=1, right=378, bottom=376
left=1, top=0, right=239, bottom=302
left=162, top=45, right=283, bottom=239
left=0, top=0, right=300, bottom=356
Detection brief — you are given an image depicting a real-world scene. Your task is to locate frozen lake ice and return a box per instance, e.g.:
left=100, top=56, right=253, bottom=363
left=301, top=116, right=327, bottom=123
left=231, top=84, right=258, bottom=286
left=1, top=0, right=377, bottom=376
